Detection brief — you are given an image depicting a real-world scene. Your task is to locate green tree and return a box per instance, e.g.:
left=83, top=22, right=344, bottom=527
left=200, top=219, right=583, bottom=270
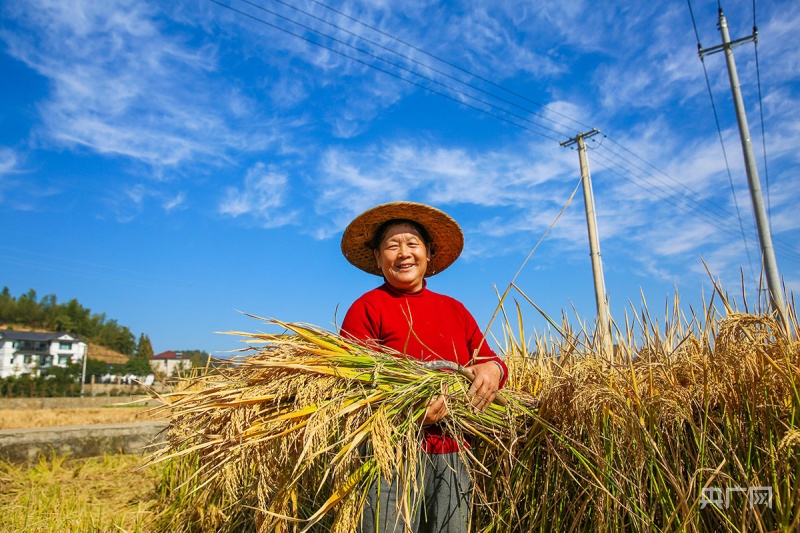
left=0, top=288, right=142, bottom=357
left=124, top=356, right=153, bottom=377
left=51, top=298, right=91, bottom=334
left=178, top=349, right=211, bottom=368
left=95, top=320, right=136, bottom=355
left=109, top=363, right=127, bottom=376
left=136, top=334, right=154, bottom=359
left=83, top=358, right=110, bottom=383
left=0, top=287, right=14, bottom=323
left=15, top=289, right=41, bottom=325
left=39, top=293, right=57, bottom=328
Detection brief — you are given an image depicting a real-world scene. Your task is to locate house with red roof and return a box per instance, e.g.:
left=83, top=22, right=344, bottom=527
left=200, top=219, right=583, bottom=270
left=150, top=350, right=193, bottom=376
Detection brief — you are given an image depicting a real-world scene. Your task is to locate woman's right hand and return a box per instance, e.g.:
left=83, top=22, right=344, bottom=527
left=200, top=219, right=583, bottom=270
left=421, top=395, right=447, bottom=426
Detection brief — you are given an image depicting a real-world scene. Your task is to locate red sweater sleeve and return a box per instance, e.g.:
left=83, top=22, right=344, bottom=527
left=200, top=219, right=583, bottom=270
left=462, top=306, right=508, bottom=389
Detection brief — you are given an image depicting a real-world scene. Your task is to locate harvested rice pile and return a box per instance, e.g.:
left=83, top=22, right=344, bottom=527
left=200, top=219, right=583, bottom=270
left=149, top=305, right=800, bottom=533
left=148, top=320, right=537, bottom=532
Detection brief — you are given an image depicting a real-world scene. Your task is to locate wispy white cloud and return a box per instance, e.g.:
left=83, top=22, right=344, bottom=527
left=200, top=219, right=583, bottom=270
left=267, top=76, right=309, bottom=110
left=0, top=147, right=20, bottom=205
left=163, top=192, right=186, bottom=212
left=437, top=5, right=568, bottom=80
left=219, top=162, right=297, bottom=228
left=0, top=147, right=63, bottom=210
left=0, top=147, right=18, bottom=176
left=315, top=138, right=571, bottom=215
left=311, top=137, right=586, bottom=247
left=102, top=183, right=188, bottom=222
left=0, top=0, right=285, bottom=175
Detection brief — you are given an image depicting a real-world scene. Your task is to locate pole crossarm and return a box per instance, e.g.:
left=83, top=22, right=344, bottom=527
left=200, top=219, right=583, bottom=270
left=560, top=128, right=600, bottom=148
left=699, top=32, right=756, bottom=57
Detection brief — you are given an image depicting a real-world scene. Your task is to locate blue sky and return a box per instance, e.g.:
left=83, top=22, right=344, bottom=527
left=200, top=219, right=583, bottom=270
left=1, top=0, right=798, bottom=356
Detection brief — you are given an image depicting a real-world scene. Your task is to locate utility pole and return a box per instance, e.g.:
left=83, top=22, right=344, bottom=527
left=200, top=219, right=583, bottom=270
left=561, top=128, right=613, bottom=360
left=699, top=9, right=788, bottom=323
left=81, top=345, right=87, bottom=398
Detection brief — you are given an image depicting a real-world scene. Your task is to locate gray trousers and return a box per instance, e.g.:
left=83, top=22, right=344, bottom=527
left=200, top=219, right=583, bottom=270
left=358, top=452, right=472, bottom=533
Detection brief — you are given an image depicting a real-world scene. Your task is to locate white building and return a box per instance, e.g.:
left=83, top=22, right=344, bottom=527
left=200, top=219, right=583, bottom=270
left=150, top=350, right=193, bottom=377
left=0, top=330, right=87, bottom=378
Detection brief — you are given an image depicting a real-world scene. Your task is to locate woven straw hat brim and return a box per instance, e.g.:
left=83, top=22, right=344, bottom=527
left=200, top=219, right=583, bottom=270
left=341, top=202, right=464, bottom=277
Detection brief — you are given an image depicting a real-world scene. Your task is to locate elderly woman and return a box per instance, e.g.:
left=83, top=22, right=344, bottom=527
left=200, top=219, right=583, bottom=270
left=340, top=201, right=507, bottom=533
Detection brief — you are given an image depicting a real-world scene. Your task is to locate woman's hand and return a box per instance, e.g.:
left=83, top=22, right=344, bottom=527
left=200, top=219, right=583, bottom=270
left=421, top=394, right=447, bottom=426
left=465, top=361, right=503, bottom=412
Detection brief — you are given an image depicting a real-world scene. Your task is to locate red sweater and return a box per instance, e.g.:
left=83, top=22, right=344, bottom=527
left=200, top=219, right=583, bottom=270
left=340, top=282, right=507, bottom=453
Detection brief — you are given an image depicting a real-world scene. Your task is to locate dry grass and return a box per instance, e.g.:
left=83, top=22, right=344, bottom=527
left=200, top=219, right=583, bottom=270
left=0, top=407, right=154, bottom=430
left=485, top=307, right=800, bottom=532
left=0, top=453, right=160, bottom=532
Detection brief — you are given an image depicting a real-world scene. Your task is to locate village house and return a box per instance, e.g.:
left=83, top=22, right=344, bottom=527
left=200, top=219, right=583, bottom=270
left=0, top=330, right=87, bottom=378
left=150, top=350, right=193, bottom=377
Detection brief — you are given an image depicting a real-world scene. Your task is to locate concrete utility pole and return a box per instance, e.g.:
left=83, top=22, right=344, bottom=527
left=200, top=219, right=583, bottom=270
left=81, top=347, right=87, bottom=398
left=561, top=129, right=613, bottom=360
left=699, top=9, right=788, bottom=322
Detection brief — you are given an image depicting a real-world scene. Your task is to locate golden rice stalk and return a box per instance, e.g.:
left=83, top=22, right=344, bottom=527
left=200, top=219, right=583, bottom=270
left=481, top=299, right=800, bottom=533
left=147, top=318, right=536, bottom=532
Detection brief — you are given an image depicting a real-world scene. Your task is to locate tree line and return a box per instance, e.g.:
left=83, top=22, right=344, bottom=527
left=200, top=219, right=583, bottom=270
left=0, top=287, right=212, bottom=397
left=1, top=287, right=138, bottom=355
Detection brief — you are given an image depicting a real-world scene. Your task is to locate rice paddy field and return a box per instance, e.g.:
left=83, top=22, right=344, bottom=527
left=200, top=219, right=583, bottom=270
left=1, top=287, right=797, bottom=532
left=0, top=406, right=152, bottom=430
left=0, top=406, right=162, bottom=531
left=0, top=453, right=160, bottom=532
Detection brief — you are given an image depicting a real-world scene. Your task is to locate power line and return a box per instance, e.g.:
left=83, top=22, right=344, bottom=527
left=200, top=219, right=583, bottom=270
left=599, top=135, right=743, bottom=219
left=752, top=1, right=772, bottom=224
left=588, top=149, right=800, bottom=264
left=240, top=0, right=583, bottom=135
left=562, top=130, right=800, bottom=262
left=211, top=0, right=566, bottom=142
left=587, top=148, right=756, bottom=245
left=588, top=136, right=800, bottom=263
left=303, top=0, right=594, bottom=132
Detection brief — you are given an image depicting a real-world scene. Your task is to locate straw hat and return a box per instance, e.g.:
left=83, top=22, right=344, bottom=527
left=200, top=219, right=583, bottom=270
left=341, top=201, right=464, bottom=277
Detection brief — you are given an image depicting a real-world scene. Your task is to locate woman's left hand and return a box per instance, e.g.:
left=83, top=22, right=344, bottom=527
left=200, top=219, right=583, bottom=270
left=464, top=361, right=503, bottom=412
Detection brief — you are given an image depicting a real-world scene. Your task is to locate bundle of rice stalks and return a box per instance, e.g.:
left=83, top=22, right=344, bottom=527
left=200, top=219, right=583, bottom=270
left=147, top=319, right=538, bottom=533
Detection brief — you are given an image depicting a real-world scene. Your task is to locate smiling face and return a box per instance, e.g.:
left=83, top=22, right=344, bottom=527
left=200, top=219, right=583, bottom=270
left=373, top=222, right=431, bottom=293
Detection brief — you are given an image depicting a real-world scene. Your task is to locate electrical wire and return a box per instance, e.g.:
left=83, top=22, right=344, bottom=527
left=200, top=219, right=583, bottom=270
left=240, top=0, right=582, bottom=135
left=586, top=144, right=753, bottom=242
left=599, top=135, right=743, bottom=219
left=303, top=0, right=594, bottom=133
left=233, top=0, right=764, bottom=235
left=210, top=0, right=566, bottom=142
left=586, top=150, right=755, bottom=243
left=752, top=0, right=772, bottom=224
left=587, top=138, right=800, bottom=263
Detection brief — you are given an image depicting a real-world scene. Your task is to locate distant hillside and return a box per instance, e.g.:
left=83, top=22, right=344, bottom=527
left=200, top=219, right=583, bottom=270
left=86, top=343, right=128, bottom=365
left=0, top=288, right=137, bottom=355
